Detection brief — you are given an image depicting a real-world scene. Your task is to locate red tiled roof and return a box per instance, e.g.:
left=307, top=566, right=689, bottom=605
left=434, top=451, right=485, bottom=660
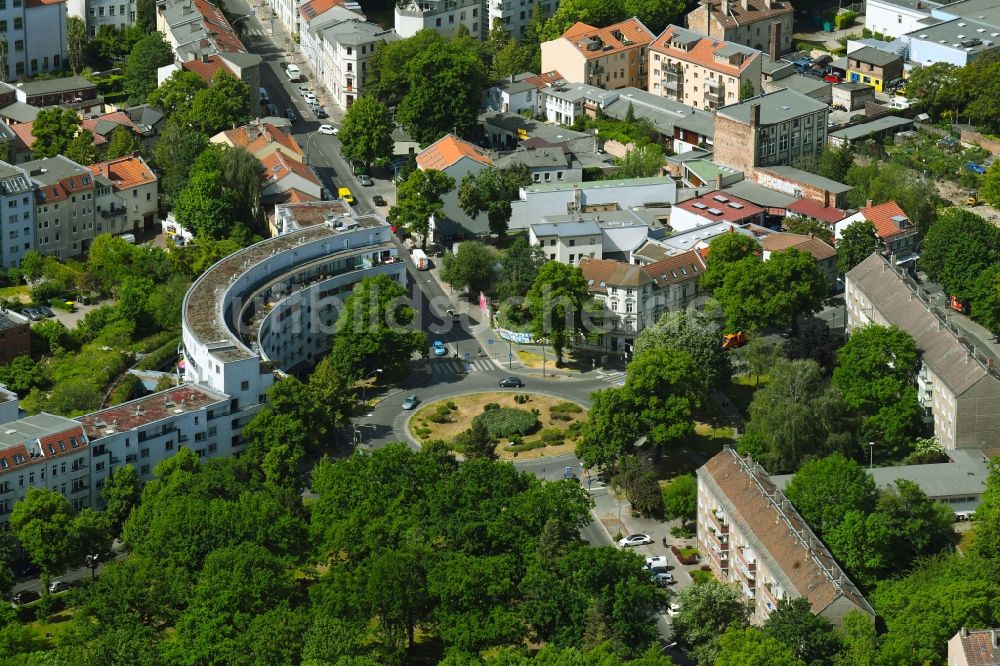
left=701, top=0, right=793, bottom=29
left=416, top=134, right=492, bottom=171
left=299, top=0, right=346, bottom=23
left=954, top=628, right=999, bottom=666
left=650, top=26, right=760, bottom=77
left=643, top=249, right=706, bottom=287
left=14, top=118, right=111, bottom=149
left=221, top=123, right=303, bottom=159
left=181, top=56, right=234, bottom=83
left=676, top=190, right=764, bottom=223
left=0, top=444, right=30, bottom=472
left=89, top=156, right=157, bottom=191
left=261, top=150, right=321, bottom=187
left=522, top=71, right=564, bottom=89
left=860, top=200, right=914, bottom=240
left=562, top=18, right=656, bottom=59
left=37, top=426, right=87, bottom=459
left=285, top=188, right=320, bottom=204
left=81, top=111, right=141, bottom=137
left=786, top=198, right=846, bottom=223
left=194, top=0, right=246, bottom=53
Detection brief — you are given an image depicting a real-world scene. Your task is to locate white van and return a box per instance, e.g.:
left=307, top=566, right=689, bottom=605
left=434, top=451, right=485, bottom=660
left=119, top=233, right=136, bottom=245
left=285, top=64, right=300, bottom=82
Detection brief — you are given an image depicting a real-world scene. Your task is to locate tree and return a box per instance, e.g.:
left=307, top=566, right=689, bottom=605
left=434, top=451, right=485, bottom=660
left=739, top=79, right=756, bottom=100
left=219, top=146, right=264, bottom=236
left=635, top=309, right=731, bottom=390
left=31, top=107, right=81, bottom=158
left=661, top=474, right=696, bottom=526
left=173, top=167, right=238, bottom=240
left=624, top=347, right=701, bottom=451
left=526, top=261, right=592, bottom=364
left=971, top=460, right=1000, bottom=558
left=440, top=240, right=496, bottom=295
left=905, top=61, right=961, bottom=119
left=65, top=129, right=97, bottom=165
left=123, top=33, right=174, bottom=105
left=784, top=454, right=877, bottom=534
left=462, top=419, right=497, bottom=460
left=763, top=597, right=842, bottom=665
left=153, top=119, right=208, bottom=202
left=616, top=455, right=663, bottom=516
left=576, top=387, right=639, bottom=468
left=764, top=248, right=830, bottom=329
left=736, top=334, right=781, bottom=388
left=339, top=94, right=394, bottom=168
left=845, top=161, right=942, bottom=238
left=497, top=235, right=546, bottom=302
left=100, top=464, right=141, bottom=533
left=0, top=355, right=47, bottom=393
left=920, top=208, right=1000, bottom=303
left=388, top=168, right=455, bottom=247
left=700, top=232, right=761, bottom=295
left=10, top=489, right=80, bottom=588
left=743, top=359, right=856, bottom=472
left=106, top=125, right=140, bottom=159
left=715, top=627, right=805, bottom=666
left=482, top=19, right=512, bottom=70
left=243, top=408, right=309, bottom=490
left=833, top=323, right=922, bottom=455
left=784, top=215, right=834, bottom=245
left=818, top=145, right=856, bottom=183
left=620, top=0, right=684, bottom=33
left=147, top=70, right=207, bottom=122
left=458, top=165, right=532, bottom=237
left=981, top=159, right=1000, bottom=207
left=189, top=70, right=252, bottom=134
left=539, top=0, right=627, bottom=41
left=672, top=581, right=751, bottom=664
left=67, top=16, right=86, bottom=74
left=836, top=220, right=879, bottom=274
left=874, top=479, right=955, bottom=571
left=490, top=39, right=535, bottom=80
left=614, top=144, right=664, bottom=178
left=329, top=274, right=428, bottom=380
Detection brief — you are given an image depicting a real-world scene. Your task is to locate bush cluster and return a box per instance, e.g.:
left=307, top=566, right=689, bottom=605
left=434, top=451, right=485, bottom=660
left=472, top=407, right=539, bottom=439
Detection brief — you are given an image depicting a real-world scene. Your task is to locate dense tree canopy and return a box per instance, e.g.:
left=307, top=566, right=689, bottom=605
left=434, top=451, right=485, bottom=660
left=497, top=235, right=547, bottom=302
left=836, top=220, right=879, bottom=274
left=784, top=454, right=877, bottom=535
left=458, top=165, right=532, bottom=237
left=440, top=240, right=496, bottom=295
left=921, top=208, right=1000, bottom=303
left=526, top=261, right=594, bottom=364
left=123, top=33, right=174, bottom=105
left=388, top=168, right=455, bottom=247
left=339, top=94, right=395, bottom=167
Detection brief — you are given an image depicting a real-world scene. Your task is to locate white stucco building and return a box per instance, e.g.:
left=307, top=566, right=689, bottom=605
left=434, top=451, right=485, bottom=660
left=395, top=0, right=481, bottom=38
left=510, top=176, right=679, bottom=230
left=2, top=0, right=68, bottom=80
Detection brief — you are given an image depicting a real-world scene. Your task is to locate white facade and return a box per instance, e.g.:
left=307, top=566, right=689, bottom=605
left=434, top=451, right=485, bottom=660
left=82, top=0, right=136, bottom=34
left=864, top=0, right=938, bottom=39
left=312, top=18, right=395, bottom=110
left=394, top=0, right=481, bottom=38
left=529, top=220, right=602, bottom=264
left=0, top=162, right=35, bottom=269
left=487, top=0, right=556, bottom=40
left=3, top=0, right=68, bottom=80
left=541, top=83, right=618, bottom=125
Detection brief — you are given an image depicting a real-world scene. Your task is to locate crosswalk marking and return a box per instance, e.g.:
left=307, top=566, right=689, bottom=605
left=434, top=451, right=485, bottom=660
left=429, top=358, right=498, bottom=374
left=598, top=371, right=626, bottom=385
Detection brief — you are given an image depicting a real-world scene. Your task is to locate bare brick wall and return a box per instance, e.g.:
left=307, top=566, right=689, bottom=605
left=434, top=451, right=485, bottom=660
left=712, top=113, right=756, bottom=173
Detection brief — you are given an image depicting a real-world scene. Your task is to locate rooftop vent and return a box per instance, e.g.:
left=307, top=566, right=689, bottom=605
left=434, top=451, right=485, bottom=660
left=728, top=202, right=744, bottom=209
left=713, top=195, right=729, bottom=202
left=692, top=202, right=708, bottom=209
left=707, top=207, right=724, bottom=215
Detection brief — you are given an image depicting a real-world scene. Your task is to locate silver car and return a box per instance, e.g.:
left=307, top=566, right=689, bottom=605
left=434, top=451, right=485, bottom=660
left=402, top=394, right=418, bottom=410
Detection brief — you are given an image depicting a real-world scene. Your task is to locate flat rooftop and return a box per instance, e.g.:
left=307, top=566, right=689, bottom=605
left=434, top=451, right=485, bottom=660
left=0, top=413, right=82, bottom=450
left=0, top=311, right=27, bottom=330
left=716, top=88, right=828, bottom=125
left=525, top=175, right=674, bottom=193
left=183, top=216, right=389, bottom=362
left=78, top=384, right=229, bottom=441
left=906, top=18, right=1000, bottom=55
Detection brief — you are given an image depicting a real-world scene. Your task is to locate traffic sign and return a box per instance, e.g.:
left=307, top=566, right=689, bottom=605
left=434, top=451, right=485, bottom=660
left=487, top=338, right=494, bottom=345
left=464, top=352, right=471, bottom=360
left=250, top=7, right=256, bottom=14
left=508, top=352, right=514, bottom=359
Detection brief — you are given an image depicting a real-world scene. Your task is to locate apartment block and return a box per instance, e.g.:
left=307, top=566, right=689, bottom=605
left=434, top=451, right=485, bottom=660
left=89, top=155, right=159, bottom=237
left=0, top=161, right=35, bottom=269
left=541, top=18, right=655, bottom=90
left=686, top=0, right=793, bottom=57
left=24, top=155, right=95, bottom=260
left=310, top=17, right=397, bottom=109
left=845, top=46, right=903, bottom=92
left=697, top=448, right=875, bottom=627
left=539, top=80, right=618, bottom=124
left=488, top=0, right=557, bottom=39
left=394, top=0, right=480, bottom=38
left=846, top=253, right=1000, bottom=449
left=0, top=309, right=29, bottom=364
left=649, top=26, right=762, bottom=110
left=712, top=88, right=828, bottom=173
left=0, top=0, right=67, bottom=80
left=0, top=414, right=91, bottom=521
left=67, top=0, right=135, bottom=34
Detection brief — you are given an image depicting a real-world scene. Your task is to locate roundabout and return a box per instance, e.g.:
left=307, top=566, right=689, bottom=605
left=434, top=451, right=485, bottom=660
left=406, top=391, right=588, bottom=460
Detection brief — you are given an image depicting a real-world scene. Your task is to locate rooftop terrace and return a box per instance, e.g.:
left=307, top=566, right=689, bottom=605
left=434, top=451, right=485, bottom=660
left=78, top=384, right=228, bottom=441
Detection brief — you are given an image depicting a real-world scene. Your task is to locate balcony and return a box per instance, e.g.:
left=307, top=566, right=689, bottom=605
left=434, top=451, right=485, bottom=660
left=100, top=207, right=125, bottom=219
left=761, top=581, right=783, bottom=608
left=734, top=557, right=755, bottom=582
left=708, top=509, right=729, bottom=534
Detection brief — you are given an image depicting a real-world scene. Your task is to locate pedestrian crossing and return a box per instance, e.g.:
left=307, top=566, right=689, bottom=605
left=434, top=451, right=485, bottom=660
left=597, top=371, right=626, bottom=385
left=428, top=358, right=499, bottom=375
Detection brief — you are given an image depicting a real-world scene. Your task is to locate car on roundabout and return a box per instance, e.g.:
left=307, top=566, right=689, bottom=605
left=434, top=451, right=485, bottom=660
left=498, top=376, right=523, bottom=388
left=432, top=340, right=447, bottom=356
left=402, top=395, right=419, bottom=410
left=318, top=124, right=338, bottom=135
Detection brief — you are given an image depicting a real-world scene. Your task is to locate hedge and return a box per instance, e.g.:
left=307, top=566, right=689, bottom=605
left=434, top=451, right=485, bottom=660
left=135, top=336, right=181, bottom=371
left=472, top=407, right=539, bottom=439
left=550, top=402, right=583, bottom=414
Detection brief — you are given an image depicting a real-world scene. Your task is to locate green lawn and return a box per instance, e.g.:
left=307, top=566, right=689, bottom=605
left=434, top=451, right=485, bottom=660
left=0, top=285, right=29, bottom=301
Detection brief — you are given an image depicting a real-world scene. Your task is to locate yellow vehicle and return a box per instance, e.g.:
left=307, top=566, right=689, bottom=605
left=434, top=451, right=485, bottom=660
left=967, top=192, right=980, bottom=206
left=338, top=187, right=355, bottom=205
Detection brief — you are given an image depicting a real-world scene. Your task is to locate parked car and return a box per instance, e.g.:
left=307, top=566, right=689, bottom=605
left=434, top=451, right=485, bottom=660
left=318, top=124, right=338, bottom=135
left=446, top=308, right=460, bottom=321
left=358, top=174, right=374, bottom=186
left=401, top=394, right=419, bottom=410
left=562, top=466, right=576, bottom=480
left=372, top=195, right=387, bottom=207
left=667, top=602, right=681, bottom=617
left=645, top=555, right=669, bottom=569
left=21, top=307, right=41, bottom=321
left=823, top=73, right=842, bottom=83
left=652, top=572, right=674, bottom=586
left=965, top=161, right=987, bottom=175
left=315, top=108, right=329, bottom=119
left=618, top=533, right=653, bottom=548
left=35, top=305, right=54, bottom=317
left=12, top=590, right=39, bottom=605
left=432, top=340, right=447, bottom=356
left=285, top=108, right=298, bottom=123
left=498, top=376, right=523, bottom=388
left=338, top=187, right=355, bottom=205
left=48, top=580, right=71, bottom=593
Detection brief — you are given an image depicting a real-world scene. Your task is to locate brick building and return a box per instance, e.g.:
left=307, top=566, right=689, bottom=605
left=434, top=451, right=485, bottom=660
left=0, top=309, right=29, bottom=364
left=686, top=0, right=793, bottom=58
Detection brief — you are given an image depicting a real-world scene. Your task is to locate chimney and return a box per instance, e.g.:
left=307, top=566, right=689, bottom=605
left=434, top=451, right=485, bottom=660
left=823, top=189, right=830, bottom=207
left=740, top=0, right=749, bottom=11
left=722, top=0, right=730, bottom=14
left=750, top=103, right=761, bottom=129
left=769, top=21, right=781, bottom=61
left=716, top=174, right=723, bottom=190
left=865, top=199, right=873, bottom=208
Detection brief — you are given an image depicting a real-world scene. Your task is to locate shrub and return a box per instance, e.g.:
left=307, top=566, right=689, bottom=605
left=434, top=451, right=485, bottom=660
left=834, top=9, right=857, bottom=30
left=414, top=427, right=431, bottom=437
left=538, top=428, right=565, bottom=444
left=567, top=421, right=582, bottom=436
left=670, top=525, right=695, bottom=539
left=428, top=412, right=450, bottom=424
left=506, top=439, right=549, bottom=453
left=550, top=402, right=583, bottom=414
left=690, top=569, right=715, bottom=585
left=484, top=402, right=500, bottom=411
left=135, top=336, right=181, bottom=371
left=109, top=374, right=144, bottom=406
left=671, top=544, right=700, bottom=565
left=446, top=401, right=458, bottom=410
left=472, top=407, right=539, bottom=439
left=550, top=413, right=572, bottom=422
left=30, top=281, right=63, bottom=304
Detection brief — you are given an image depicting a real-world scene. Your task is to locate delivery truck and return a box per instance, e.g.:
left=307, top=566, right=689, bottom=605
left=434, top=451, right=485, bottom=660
left=411, top=249, right=429, bottom=270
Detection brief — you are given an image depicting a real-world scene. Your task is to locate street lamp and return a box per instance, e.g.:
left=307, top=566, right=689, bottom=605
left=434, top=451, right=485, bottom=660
left=868, top=441, right=874, bottom=469
left=361, top=368, right=383, bottom=406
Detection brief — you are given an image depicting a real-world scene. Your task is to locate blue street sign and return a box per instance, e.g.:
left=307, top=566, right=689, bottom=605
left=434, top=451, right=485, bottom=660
left=487, top=338, right=494, bottom=345
left=250, top=8, right=256, bottom=14
left=464, top=352, right=471, bottom=360
left=508, top=352, right=514, bottom=359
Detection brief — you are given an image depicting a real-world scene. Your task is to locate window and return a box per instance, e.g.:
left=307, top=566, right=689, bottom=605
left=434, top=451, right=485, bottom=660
left=208, top=443, right=218, bottom=453
left=164, top=440, right=174, bottom=451
left=240, top=380, right=249, bottom=391
left=0, top=21, right=5, bottom=30
left=14, top=40, right=23, bottom=52
left=569, top=253, right=575, bottom=263
left=109, top=5, right=114, bottom=13
left=569, top=239, right=575, bottom=246
left=140, top=464, right=150, bottom=475
left=11, top=17, right=19, bottom=29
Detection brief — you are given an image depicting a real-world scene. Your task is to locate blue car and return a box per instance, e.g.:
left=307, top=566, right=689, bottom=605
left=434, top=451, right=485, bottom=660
left=966, top=162, right=987, bottom=174
left=433, top=340, right=447, bottom=356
